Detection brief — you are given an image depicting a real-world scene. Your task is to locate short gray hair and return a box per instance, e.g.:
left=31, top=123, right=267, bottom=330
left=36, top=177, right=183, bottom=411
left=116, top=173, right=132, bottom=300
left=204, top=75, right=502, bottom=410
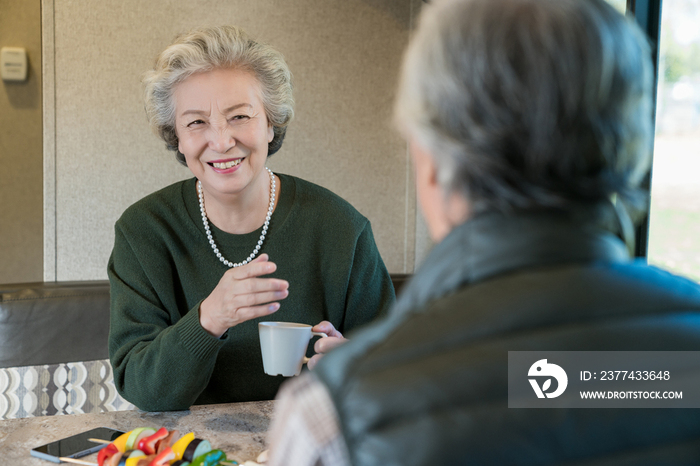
left=144, top=26, right=294, bottom=164
left=395, top=0, right=654, bottom=213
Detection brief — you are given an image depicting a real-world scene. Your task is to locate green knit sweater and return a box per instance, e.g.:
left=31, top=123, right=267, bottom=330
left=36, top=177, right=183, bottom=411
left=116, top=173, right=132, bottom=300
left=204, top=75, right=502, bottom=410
left=108, top=173, right=395, bottom=411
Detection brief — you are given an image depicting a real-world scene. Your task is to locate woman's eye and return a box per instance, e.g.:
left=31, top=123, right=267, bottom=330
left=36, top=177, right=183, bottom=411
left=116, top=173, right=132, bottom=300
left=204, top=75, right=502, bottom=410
left=231, top=115, right=250, bottom=122
left=187, top=119, right=205, bottom=127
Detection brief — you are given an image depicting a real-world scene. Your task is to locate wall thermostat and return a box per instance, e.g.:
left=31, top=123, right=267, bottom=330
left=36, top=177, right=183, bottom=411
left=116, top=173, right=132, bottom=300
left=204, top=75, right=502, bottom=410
left=1, top=47, right=28, bottom=82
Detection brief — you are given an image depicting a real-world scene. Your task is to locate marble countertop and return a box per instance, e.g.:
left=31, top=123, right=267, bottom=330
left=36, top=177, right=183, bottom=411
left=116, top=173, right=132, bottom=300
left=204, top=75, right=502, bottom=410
left=0, top=401, right=274, bottom=465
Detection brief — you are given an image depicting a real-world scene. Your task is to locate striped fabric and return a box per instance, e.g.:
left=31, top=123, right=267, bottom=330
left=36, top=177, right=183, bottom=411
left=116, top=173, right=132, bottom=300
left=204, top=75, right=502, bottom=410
left=0, top=359, right=134, bottom=419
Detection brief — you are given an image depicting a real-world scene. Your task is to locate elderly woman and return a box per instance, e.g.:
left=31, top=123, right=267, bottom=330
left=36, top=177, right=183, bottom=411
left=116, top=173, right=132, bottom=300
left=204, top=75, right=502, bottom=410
left=267, top=0, right=700, bottom=464
left=107, top=26, right=395, bottom=412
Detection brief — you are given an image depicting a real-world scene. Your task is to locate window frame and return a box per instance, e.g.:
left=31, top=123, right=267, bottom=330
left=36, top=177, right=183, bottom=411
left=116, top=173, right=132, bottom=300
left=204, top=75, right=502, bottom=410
left=627, top=0, right=663, bottom=258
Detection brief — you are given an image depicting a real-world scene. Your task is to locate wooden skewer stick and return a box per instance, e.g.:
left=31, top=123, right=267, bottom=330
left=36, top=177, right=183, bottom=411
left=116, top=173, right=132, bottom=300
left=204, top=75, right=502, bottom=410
left=58, top=457, right=97, bottom=466
left=87, top=438, right=111, bottom=444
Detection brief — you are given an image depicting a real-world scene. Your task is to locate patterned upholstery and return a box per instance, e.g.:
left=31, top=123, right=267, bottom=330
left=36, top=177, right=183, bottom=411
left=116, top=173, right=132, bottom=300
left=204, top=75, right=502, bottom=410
left=0, top=359, right=134, bottom=420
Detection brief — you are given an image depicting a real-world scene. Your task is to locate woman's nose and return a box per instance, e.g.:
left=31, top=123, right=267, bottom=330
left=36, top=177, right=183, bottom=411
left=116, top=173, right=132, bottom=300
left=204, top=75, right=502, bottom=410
left=207, top=127, right=235, bottom=153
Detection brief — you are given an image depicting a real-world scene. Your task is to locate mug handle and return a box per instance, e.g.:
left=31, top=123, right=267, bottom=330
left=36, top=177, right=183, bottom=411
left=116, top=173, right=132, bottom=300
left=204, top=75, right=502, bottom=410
left=302, top=332, right=328, bottom=365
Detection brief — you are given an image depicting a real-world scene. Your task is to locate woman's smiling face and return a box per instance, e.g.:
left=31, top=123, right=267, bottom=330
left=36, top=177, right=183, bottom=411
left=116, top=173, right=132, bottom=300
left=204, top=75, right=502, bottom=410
left=174, top=68, right=274, bottom=200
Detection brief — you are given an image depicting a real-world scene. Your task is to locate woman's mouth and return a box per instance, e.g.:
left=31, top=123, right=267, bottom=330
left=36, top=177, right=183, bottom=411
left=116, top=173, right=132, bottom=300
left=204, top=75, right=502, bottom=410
left=209, top=158, right=243, bottom=169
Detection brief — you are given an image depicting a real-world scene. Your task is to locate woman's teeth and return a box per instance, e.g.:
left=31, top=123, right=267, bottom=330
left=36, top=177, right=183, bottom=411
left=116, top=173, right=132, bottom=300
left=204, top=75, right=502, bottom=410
left=212, top=159, right=242, bottom=169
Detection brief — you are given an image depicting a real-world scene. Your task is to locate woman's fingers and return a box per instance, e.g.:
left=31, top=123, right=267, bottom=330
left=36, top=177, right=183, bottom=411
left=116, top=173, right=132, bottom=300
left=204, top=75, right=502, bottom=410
left=251, top=253, right=269, bottom=263
left=219, top=283, right=289, bottom=322
left=226, top=254, right=277, bottom=280
left=199, top=256, right=289, bottom=337
left=231, top=288, right=289, bottom=308
left=308, top=336, right=349, bottom=370
left=314, top=336, right=347, bottom=354
left=307, top=322, right=348, bottom=369
left=207, top=290, right=287, bottom=332
left=312, top=321, right=343, bottom=338
left=223, top=277, right=289, bottom=297
left=234, top=301, right=282, bottom=323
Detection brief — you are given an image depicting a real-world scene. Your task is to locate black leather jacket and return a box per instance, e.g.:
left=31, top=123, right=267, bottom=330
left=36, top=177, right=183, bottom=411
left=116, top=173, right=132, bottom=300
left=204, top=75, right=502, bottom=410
left=315, top=207, right=700, bottom=466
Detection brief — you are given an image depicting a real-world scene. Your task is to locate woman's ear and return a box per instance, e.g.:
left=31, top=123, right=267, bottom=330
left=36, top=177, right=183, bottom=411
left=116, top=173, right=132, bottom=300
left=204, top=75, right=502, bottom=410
left=411, top=138, right=471, bottom=242
left=411, top=140, right=440, bottom=191
left=268, top=123, right=274, bottom=143
left=411, top=139, right=447, bottom=241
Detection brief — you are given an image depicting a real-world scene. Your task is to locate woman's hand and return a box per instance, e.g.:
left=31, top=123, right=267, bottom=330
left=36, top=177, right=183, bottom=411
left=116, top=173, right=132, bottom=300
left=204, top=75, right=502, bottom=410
left=307, top=321, right=348, bottom=370
left=199, top=254, right=289, bottom=337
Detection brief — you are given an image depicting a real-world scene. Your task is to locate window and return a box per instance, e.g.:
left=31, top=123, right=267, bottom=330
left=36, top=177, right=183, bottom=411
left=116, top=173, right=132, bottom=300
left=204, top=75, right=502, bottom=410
left=647, top=0, right=700, bottom=282
left=606, top=0, right=627, bottom=13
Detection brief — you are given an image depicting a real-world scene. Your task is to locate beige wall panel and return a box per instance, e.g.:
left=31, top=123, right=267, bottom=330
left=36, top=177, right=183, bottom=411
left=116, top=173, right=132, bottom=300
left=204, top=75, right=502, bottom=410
left=0, top=0, right=43, bottom=284
left=50, top=0, right=420, bottom=280
left=42, top=0, right=56, bottom=281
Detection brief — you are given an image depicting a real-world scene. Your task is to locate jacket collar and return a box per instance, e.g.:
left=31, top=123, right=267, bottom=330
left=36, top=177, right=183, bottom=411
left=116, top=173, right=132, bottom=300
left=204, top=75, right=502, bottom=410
left=395, top=204, right=631, bottom=317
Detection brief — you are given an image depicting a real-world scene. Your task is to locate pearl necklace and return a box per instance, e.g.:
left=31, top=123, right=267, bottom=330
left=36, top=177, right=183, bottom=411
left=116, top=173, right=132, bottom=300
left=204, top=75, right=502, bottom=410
left=198, top=167, right=276, bottom=268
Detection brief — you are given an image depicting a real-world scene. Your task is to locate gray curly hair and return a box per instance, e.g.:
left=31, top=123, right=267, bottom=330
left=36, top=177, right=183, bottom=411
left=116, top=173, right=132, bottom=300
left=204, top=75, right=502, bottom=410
left=144, top=25, right=294, bottom=165
left=395, top=0, right=654, bottom=214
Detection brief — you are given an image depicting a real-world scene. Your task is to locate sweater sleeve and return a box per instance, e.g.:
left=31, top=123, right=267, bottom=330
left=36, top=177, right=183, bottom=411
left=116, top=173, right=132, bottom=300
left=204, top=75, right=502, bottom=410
left=108, top=222, right=225, bottom=412
left=341, top=221, right=396, bottom=335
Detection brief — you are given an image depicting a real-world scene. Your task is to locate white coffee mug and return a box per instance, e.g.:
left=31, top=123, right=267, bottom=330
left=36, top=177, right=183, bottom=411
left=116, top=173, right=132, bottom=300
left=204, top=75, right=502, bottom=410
left=258, top=322, right=328, bottom=376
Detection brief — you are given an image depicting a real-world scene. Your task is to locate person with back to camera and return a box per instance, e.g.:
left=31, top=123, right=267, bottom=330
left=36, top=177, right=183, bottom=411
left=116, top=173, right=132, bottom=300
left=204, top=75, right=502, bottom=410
left=266, top=0, right=700, bottom=464
left=107, top=26, right=395, bottom=412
